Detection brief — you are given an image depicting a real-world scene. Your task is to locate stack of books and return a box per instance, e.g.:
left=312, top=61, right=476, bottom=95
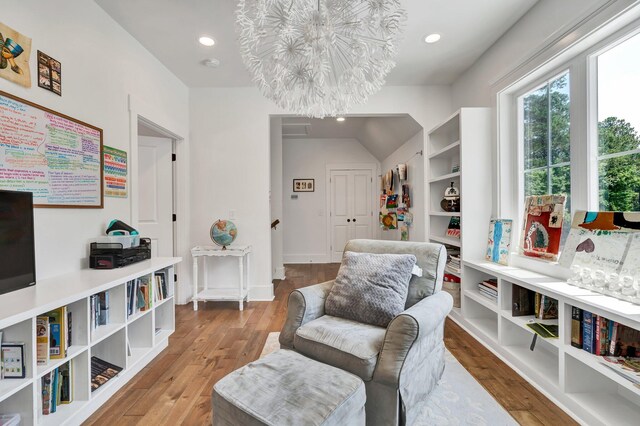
left=41, top=362, right=73, bottom=415
left=37, top=307, right=71, bottom=366
left=445, top=251, right=461, bottom=275
left=478, top=278, right=497, bottom=302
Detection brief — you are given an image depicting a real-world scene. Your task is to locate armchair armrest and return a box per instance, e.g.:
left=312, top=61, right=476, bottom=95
left=279, top=280, right=335, bottom=349
left=374, top=291, right=453, bottom=387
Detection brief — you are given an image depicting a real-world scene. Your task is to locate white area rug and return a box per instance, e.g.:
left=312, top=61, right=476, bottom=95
left=260, top=332, right=516, bottom=426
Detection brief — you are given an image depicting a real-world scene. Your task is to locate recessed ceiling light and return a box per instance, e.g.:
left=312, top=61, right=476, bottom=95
left=424, top=34, right=441, bottom=44
left=336, top=117, right=346, bottom=122
left=202, top=58, right=221, bottom=68
left=199, top=36, right=216, bottom=46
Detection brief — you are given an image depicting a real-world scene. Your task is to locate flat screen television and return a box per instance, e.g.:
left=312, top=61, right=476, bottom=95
left=0, top=190, right=36, bottom=295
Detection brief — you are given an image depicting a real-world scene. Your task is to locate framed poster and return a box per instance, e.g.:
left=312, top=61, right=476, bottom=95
left=293, top=178, right=314, bottom=192
left=0, top=90, right=104, bottom=208
left=37, top=51, right=62, bottom=96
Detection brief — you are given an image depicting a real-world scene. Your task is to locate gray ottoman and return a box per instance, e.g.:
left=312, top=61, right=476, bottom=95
left=212, top=349, right=366, bottom=425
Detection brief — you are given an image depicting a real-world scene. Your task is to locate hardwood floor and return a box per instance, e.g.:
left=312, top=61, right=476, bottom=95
left=85, top=264, right=577, bottom=425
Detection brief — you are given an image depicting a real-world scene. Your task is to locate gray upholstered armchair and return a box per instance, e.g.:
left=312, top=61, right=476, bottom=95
left=279, top=239, right=453, bottom=426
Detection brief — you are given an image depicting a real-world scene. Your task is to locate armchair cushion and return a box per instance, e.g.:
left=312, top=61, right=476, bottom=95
left=294, top=315, right=386, bottom=381
left=325, top=251, right=416, bottom=327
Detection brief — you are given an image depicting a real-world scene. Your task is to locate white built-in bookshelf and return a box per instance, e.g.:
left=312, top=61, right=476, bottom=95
left=453, top=259, right=640, bottom=426
left=426, top=108, right=492, bottom=301
left=0, top=257, right=181, bottom=425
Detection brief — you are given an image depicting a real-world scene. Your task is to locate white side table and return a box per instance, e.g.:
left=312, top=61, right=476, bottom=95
left=191, top=245, right=252, bottom=311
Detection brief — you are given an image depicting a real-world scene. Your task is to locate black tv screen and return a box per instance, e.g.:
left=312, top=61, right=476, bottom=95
left=0, top=190, right=36, bottom=295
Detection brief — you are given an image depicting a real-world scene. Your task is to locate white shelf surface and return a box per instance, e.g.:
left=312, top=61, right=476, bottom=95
left=0, top=378, right=31, bottom=403
left=463, top=289, right=498, bottom=312
left=154, top=329, right=173, bottom=344
left=500, top=312, right=560, bottom=348
left=429, top=211, right=461, bottom=217
left=469, top=317, right=498, bottom=342
left=154, top=296, right=174, bottom=309
left=444, top=268, right=461, bottom=278
left=565, top=346, right=640, bottom=395
left=429, top=235, right=461, bottom=247
left=37, top=346, right=87, bottom=378
left=567, top=391, right=640, bottom=426
left=504, top=344, right=559, bottom=388
left=195, top=288, right=248, bottom=302
left=128, top=347, right=152, bottom=369
left=0, top=257, right=182, bottom=330
left=127, top=308, right=153, bottom=324
left=428, top=141, right=460, bottom=159
left=429, top=171, right=461, bottom=183
left=91, top=323, right=126, bottom=346
left=39, top=399, right=88, bottom=426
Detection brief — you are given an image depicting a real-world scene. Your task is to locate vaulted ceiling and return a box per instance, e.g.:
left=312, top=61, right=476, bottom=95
left=96, top=0, right=538, bottom=87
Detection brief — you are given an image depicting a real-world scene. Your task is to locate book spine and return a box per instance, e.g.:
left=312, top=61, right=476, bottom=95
left=583, top=311, right=594, bottom=354
left=571, top=307, right=582, bottom=349
left=610, top=322, right=618, bottom=356
left=595, top=316, right=601, bottom=356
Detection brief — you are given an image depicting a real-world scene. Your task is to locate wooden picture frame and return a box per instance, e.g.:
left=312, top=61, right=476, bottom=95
left=293, top=179, right=314, bottom=192
left=0, top=90, right=104, bottom=208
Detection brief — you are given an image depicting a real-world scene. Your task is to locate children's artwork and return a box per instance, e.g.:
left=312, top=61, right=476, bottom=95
left=567, top=229, right=630, bottom=273
left=623, top=233, right=640, bottom=277
left=381, top=212, right=398, bottom=230
left=400, top=225, right=409, bottom=241
left=397, top=208, right=407, bottom=221
left=446, top=216, right=461, bottom=238
left=519, top=195, right=566, bottom=261
left=37, top=51, right=62, bottom=95
left=486, top=219, right=513, bottom=265
left=559, top=211, right=640, bottom=267
left=404, top=211, right=414, bottom=226
left=386, top=194, right=398, bottom=209
left=0, top=22, right=31, bottom=87
left=103, top=146, right=128, bottom=198
left=402, top=184, right=411, bottom=207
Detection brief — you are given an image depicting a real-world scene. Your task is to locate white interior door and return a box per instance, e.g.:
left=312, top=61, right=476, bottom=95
left=138, top=136, right=173, bottom=257
left=330, top=169, right=373, bottom=262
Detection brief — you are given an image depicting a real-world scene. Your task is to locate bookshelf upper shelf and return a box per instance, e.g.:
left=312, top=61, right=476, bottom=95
left=428, top=141, right=460, bottom=160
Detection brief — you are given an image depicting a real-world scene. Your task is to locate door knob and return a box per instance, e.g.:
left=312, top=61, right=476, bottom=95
left=353, top=218, right=357, bottom=222
left=347, top=219, right=351, bottom=222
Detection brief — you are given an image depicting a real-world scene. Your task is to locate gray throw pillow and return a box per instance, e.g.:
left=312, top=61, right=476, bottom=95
left=325, top=251, right=416, bottom=327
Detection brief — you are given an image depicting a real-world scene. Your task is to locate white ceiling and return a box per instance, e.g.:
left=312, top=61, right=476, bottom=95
left=96, top=0, right=537, bottom=88
left=282, top=115, right=423, bottom=161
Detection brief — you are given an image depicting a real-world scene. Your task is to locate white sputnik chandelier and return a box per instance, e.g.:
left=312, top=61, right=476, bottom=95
left=236, top=0, right=406, bottom=118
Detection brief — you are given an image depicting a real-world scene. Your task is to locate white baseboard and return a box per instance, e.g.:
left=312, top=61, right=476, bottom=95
left=283, top=253, right=330, bottom=264
left=273, top=266, right=286, bottom=280
left=249, top=284, right=275, bottom=301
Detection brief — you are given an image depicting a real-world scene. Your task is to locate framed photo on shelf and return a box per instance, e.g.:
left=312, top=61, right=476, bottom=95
left=293, top=179, right=314, bottom=192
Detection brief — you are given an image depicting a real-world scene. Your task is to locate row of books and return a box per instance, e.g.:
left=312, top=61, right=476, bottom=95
left=91, top=356, right=123, bottom=393
left=571, top=307, right=640, bottom=357
left=90, top=291, right=110, bottom=337
left=154, top=272, right=171, bottom=302
left=41, top=362, right=73, bottom=415
left=0, top=331, right=26, bottom=380
left=512, top=284, right=559, bottom=320
left=37, top=307, right=72, bottom=366
left=127, top=277, right=152, bottom=317
left=478, top=278, right=497, bottom=302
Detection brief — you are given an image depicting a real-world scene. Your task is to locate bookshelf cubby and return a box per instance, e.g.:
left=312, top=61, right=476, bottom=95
left=0, top=257, right=180, bottom=425
left=452, top=258, right=640, bottom=425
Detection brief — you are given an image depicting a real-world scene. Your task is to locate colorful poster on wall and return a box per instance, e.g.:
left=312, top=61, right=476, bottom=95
left=103, top=146, right=127, bottom=198
left=0, top=22, right=32, bottom=87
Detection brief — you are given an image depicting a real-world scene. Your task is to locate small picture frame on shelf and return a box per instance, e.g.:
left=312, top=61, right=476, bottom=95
left=293, top=179, right=314, bottom=192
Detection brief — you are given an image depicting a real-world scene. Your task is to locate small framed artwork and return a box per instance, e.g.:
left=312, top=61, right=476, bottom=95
left=293, top=179, right=314, bottom=192
left=37, top=50, right=62, bottom=96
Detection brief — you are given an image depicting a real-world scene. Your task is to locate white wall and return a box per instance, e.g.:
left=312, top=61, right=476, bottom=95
left=0, top=1, right=189, bottom=285
left=270, top=117, right=285, bottom=279
left=282, top=138, right=379, bottom=263
left=189, top=85, right=451, bottom=301
left=380, top=131, right=425, bottom=242
left=452, top=0, right=606, bottom=108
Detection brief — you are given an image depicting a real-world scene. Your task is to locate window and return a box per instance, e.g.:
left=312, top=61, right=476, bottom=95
left=597, top=32, right=640, bottom=211
left=520, top=72, right=571, bottom=238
